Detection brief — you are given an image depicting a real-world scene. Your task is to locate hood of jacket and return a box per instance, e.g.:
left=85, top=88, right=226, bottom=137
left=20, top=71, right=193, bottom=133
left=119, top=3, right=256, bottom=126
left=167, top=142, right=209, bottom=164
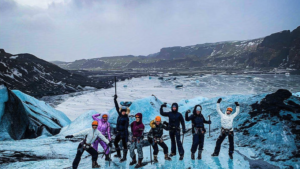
left=193, top=105, right=202, bottom=116
left=135, top=113, right=143, bottom=123
left=171, top=103, right=179, bottom=113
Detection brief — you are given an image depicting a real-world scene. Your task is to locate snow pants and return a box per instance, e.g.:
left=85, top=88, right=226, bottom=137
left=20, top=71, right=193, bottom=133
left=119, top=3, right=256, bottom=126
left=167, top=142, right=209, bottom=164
left=72, top=143, right=98, bottom=169
left=152, top=141, right=168, bottom=155
left=129, top=141, right=143, bottom=160
left=213, top=130, right=234, bottom=155
left=92, top=137, right=109, bottom=154
left=169, top=130, right=184, bottom=155
left=114, top=134, right=128, bottom=151
left=191, top=132, right=205, bottom=153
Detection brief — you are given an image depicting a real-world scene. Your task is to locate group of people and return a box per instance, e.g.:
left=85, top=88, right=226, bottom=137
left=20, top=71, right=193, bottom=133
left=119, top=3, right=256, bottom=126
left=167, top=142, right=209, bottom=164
left=65, top=95, right=240, bottom=169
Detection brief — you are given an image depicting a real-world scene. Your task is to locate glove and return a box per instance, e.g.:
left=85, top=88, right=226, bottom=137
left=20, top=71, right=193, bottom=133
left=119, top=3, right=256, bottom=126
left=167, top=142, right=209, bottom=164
left=161, top=103, right=167, bottom=108
left=163, top=121, right=168, bottom=126
left=182, top=129, right=187, bottom=133
left=217, top=98, right=222, bottom=103
left=108, top=141, right=113, bottom=147
left=235, top=102, right=239, bottom=106
left=208, top=120, right=212, bottom=124
left=65, top=135, right=73, bottom=138
left=186, top=110, right=191, bottom=114
left=114, top=95, right=117, bottom=100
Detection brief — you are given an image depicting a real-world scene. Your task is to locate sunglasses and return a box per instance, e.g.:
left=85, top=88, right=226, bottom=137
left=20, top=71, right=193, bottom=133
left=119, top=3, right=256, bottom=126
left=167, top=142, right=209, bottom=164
left=92, top=125, right=98, bottom=127
left=135, top=116, right=140, bottom=118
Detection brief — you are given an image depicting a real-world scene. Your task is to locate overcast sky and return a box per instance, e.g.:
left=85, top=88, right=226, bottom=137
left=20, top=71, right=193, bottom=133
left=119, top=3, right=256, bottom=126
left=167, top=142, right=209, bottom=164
left=0, top=0, right=300, bottom=62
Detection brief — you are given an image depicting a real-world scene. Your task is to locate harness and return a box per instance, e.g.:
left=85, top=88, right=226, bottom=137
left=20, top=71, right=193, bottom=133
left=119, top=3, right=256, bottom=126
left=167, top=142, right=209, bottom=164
left=221, top=127, right=233, bottom=136
left=194, top=127, right=204, bottom=135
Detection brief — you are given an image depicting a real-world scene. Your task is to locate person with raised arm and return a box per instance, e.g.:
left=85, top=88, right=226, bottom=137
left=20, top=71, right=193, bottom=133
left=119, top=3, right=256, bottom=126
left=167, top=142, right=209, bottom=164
left=113, top=94, right=130, bottom=162
left=211, top=98, right=240, bottom=159
left=185, top=105, right=211, bottom=160
left=160, top=103, right=186, bottom=160
left=65, top=121, right=112, bottom=169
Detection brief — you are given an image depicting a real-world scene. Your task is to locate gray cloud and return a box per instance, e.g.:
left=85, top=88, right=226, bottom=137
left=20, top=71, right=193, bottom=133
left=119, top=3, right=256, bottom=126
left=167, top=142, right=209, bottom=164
left=0, top=0, right=300, bottom=61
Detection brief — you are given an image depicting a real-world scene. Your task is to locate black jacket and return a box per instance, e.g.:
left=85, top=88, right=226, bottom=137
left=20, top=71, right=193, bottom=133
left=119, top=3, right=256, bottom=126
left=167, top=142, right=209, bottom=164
left=160, top=103, right=186, bottom=132
left=114, top=98, right=129, bottom=137
left=148, top=121, right=168, bottom=138
left=185, top=105, right=209, bottom=134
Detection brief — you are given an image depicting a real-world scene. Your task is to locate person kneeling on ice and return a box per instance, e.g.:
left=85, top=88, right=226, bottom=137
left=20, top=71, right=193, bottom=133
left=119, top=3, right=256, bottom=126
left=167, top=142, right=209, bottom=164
left=148, top=116, right=172, bottom=162
left=160, top=103, right=186, bottom=160
left=185, top=105, right=211, bottom=160
left=65, top=121, right=112, bottom=169
left=211, top=98, right=240, bottom=159
left=129, top=113, right=145, bottom=168
left=113, top=94, right=130, bottom=162
left=92, top=113, right=111, bottom=161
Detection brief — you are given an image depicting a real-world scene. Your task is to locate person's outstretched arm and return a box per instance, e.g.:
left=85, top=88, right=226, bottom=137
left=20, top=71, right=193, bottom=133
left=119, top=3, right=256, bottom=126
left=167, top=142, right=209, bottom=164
left=92, top=114, right=101, bottom=121
left=216, top=98, right=224, bottom=117
left=232, top=102, right=240, bottom=119
left=160, top=103, right=169, bottom=117
left=114, top=95, right=120, bottom=115
left=73, top=128, right=91, bottom=137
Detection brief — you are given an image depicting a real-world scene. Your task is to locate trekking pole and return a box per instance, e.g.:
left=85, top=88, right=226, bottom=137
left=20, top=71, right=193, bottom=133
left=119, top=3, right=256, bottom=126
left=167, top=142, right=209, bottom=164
left=182, top=130, right=185, bottom=144
left=150, top=143, right=152, bottom=164
left=209, top=115, right=211, bottom=137
left=114, top=76, right=117, bottom=95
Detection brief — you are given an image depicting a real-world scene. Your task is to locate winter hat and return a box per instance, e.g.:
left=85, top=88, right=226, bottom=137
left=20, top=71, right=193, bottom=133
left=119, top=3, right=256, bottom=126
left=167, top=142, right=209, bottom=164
left=227, top=107, right=233, bottom=112
left=155, top=116, right=161, bottom=122
left=121, top=106, right=127, bottom=111
left=92, top=121, right=98, bottom=126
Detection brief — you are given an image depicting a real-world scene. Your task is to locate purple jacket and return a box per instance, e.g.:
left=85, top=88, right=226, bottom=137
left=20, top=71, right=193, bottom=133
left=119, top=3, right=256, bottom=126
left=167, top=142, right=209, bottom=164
left=92, top=113, right=111, bottom=140
left=131, top=113, right=145, bottom=137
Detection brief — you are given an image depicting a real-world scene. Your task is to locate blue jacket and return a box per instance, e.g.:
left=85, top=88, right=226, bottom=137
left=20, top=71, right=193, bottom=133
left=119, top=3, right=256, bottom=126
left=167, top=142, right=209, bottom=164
left=160, top=103, right=186, bottom=132
left=185, top=105, right=210, bottom=133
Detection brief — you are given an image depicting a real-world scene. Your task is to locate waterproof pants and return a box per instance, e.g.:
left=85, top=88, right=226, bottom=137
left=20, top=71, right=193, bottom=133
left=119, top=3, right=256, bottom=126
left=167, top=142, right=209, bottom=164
left=92, top=137, right=109, bottom=154
left=169, top=131, right=184, bottom=155
left=191, top=132, right=205, bottom=153
left=130, top=141, right=143, bottom=160
left=152, top=141, right=168, bottom=155
left=114, top=134, right=128, bottom=150
left=72, top=143, right=98, bottom=169
left=213, top=131, right=234, bottom=155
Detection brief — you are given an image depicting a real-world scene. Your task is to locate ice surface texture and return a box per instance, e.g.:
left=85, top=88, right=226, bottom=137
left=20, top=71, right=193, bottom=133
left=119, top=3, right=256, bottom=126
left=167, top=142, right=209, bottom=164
left=0, top=86, right=71, bottom=140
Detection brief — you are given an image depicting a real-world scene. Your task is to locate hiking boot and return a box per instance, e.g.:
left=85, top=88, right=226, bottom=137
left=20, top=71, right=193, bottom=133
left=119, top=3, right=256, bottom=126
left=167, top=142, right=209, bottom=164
left=92, top=161, right=100, bottom=168
left=154, top=155, right=158, bottom=163
left=129, top=155, right=137, bottom=166
left=169, top=152, right=176, bottom=157
left=114, top=148, right=121, bottom=158
left=229, top=153, right=233, bottom=159
left=105, top=154, right=111, bottom=161
left=211, top=153, right=218, bottom=157
left=197, top=150, right=202, bottom=159
left=120, top=149, right=128, bottom=162
left=164, top=154, right=172, bottom=161
left=179, top=155, right=184, bottom=160
left=134, top=158, right=143, bottom=168
left=191, top=153, right=195, bottom=160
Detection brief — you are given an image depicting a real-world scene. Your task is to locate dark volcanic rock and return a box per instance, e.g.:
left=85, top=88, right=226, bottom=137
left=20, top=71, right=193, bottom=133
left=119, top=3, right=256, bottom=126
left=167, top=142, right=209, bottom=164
left=0, top=50, right=111, bottom=97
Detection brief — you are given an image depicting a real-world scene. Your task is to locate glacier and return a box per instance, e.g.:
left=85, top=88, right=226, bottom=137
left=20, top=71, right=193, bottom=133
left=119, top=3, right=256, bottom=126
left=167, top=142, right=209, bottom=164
left=1, top=89, right=299, bottom=168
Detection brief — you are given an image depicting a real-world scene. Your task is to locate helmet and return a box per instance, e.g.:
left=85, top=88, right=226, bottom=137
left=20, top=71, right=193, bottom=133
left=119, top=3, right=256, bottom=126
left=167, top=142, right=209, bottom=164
left=92, top=121, right=98, bottom=126
left=155, top=116, right=161, bottom=122
left=102, top=114, right=108, bottom=118
left=227, top=107, right=233, bottom=112
left=196, top=106, right=202, bottom=111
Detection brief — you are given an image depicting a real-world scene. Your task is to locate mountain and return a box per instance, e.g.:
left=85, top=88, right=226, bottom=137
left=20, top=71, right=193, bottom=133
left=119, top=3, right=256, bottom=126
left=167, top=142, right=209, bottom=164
left=53, top=26, right=300, bottom=70
left=0, top=49, right=111, bottom=97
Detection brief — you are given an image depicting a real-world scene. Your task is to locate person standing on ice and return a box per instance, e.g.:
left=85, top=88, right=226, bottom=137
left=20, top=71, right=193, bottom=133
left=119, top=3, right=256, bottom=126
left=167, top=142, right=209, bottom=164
left=211, top=98, right=240, bottom=159
left=148, top=116, right=172, bottom=162
left=185, top=105, right=211, bottom=160
left=129, top=113, right=145, bottom=168
left=65, top=121, right=112, bottom=169
left=160, top=103, right=186, bottom=160
left=113, top=94, right=130, bottom=162
left=91, top=113, right=111, bottom=161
